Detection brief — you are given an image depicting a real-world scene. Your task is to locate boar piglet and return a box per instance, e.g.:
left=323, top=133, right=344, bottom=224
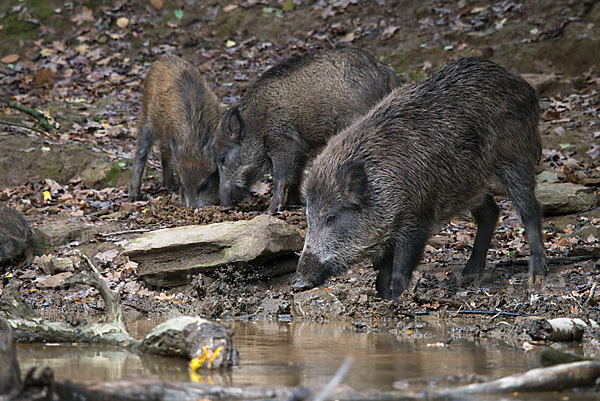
left=215, top=48, right=401, bottom=213
left=129, top=55, right=221, bottom=208
left=293, top=57, right=548, bottom=300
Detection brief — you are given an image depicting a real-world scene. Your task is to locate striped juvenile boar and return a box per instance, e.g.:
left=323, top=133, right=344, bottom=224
left=293, top=57, right=548, bottom=300
left=215, top=48, right=401, bottom=213
left=129, top=55, right=221, bottom=208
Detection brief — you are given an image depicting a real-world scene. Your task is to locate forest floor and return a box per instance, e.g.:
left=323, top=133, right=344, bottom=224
left=0, top=0, right=599, bottom=349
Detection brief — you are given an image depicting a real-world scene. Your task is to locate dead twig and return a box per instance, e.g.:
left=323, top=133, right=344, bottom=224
left=313, top=357, right=354, bottom=401
left=495, top=255, right=595, bottom=268
left=99, top=229, right=150, bottom=237
left=67, top=250, right=127, bottom=332
left=0, top=120, right=45, bottom=134
left=6, top=100, right=55, bottom=133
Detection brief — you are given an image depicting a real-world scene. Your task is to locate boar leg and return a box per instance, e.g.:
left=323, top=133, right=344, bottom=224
left=129, top=124, right=154, bottom=201
left=374, top=248, right=394, bottom=300
left=391, top=227, right=430, bottom=299
left=501, top=166, right=548, bottom=277
left=159, top=144, right=179, bottom=194
left=462, top=195, right=500, bottom=275
left=268, top=144, right=307, bottom=213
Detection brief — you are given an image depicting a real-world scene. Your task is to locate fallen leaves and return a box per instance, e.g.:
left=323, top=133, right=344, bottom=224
left=70, top=7, right=94, bottom=25
left=150, top=0, right=164, bottom=11
left=1, top=54, right=20, bottom=64
left=116, top=17, right=129, bottom=29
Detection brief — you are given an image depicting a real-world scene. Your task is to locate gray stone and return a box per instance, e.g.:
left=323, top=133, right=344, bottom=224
left=36, top=272, right=73, bottom=289
left=536, top=183, right=598, bottom=215
left=522, top=73, right=572, bottom=97
left=34, top=222, right=97, bottom=250
left=536, top=170, right=559, bottom=184
left=292, top=288, right=345, bottom=320
left=122, top=215, right=304, bottom=287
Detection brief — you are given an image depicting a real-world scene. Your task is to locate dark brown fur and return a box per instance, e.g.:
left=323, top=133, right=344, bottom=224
left=215, top=48, right=401, bottom=213
left=129, top=55, right=221, bottom=208
left=294, top=57, right=547, bottom=300
left=0, top=205, right=34, bottom=269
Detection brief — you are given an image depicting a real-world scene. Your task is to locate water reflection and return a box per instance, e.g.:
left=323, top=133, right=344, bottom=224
left=17, top=319, right=539, bottom=392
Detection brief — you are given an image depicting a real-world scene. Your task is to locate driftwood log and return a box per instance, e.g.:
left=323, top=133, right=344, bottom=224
left=0, top=251, right=237, bottom=368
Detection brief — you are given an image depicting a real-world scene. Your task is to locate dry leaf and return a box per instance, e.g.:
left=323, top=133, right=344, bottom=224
left=1, top=54, right=20, bottom=64
left=116, top=17, right=129, bottom=29
left=338, top=32, right=355, bottom=42
left=151, top=0, right=164, bottom=11
left=33, top=68, right=54, bottom=87
left=381, top=25, right=399, bottom=40
left=223, top=4, right=238, bottom=12
left=71, top=7, right=94, bottom=25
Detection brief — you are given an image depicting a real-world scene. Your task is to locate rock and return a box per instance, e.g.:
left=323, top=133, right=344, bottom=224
left=536, top=170, right=559, bottom=184
left=36, top=255, right=75, bottom=275
left=81, top=159, right=129, bottom=189
left=122, top=215, right=304, bottom=287
left=33, top=222, right=98, bottom=250
left=138, top=316, right=238, bottom=369
left=36, top=272, right=73, bottom=289
left=428, top=234, right=452, bottom=249
left=522, top=73, right=572, bottom=97
left=292, top=288, right=345, bottom=320
left=536, top=183, right=598, bottom=215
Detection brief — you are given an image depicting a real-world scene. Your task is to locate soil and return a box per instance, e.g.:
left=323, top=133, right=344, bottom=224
left=0, top=0, right=599, bottom=352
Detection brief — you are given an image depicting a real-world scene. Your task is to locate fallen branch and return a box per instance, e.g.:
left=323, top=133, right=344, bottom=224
left=6, top=101, right=55, bottom=133
left=0, top=120, right=45, bottom=134
left=495, top=255, right=595, bottom=268
left=99, top=228, right=150, bottom=237
left=430, top=361, right=600, bottom=396
left=67, top=249, right=126, bottom=331
left=414, top=309, right=534, bottom=317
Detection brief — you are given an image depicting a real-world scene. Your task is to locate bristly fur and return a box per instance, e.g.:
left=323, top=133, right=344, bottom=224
left=129, top=55, right=221, bottom=208
left=215, top=47, right=402, bottom=212
left=297, top=57, right=547, bottom=298
left=175, top=69, right=216, bottom=150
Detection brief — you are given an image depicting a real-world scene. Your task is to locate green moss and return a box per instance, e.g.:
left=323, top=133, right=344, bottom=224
left=104, top=164, right=126, bottom=187
left=215, top=9, right=246, bottom=39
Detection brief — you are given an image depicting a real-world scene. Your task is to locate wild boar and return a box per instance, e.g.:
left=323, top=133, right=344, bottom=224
left=215, top=48, right=401, bottom=213
left=293, top=57, right=547, bottom=300
left=129, top=55, right=221, bottom=208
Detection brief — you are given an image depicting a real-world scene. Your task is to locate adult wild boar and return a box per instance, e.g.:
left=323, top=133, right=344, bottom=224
left=215, top=48, right=401, bottom=213
left=0, top=205, right=34, bottom=269
left=293, top=57, right=547, bottom=300
left=129, top=55, right=221, bottom=208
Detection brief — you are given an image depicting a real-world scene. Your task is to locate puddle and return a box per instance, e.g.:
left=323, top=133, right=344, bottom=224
left=16, top=319, right=595, bottom=398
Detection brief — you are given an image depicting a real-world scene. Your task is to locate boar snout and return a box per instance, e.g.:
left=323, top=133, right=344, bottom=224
left=291, top=275, right=313, bottom=292
left=293, top=250, right=332, bottom=292
left=219, top=180, right=248, bottom=210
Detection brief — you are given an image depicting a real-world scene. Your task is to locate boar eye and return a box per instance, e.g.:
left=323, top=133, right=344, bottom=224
left=219, top=155, right=226, bottom=165
left=198, top=180, right=208, bottom=192
left=326, top=215, right=336, bottom=226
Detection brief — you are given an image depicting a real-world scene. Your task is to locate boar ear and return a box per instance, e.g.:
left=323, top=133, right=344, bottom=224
left=337, top=159, right=368, bottom=206
left=169, top=137, right=181, bottom=157
left=226, top=107, right=244, bottom=141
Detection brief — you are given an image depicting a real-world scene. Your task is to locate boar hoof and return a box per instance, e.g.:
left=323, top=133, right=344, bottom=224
left=291, top=276, right=313, bottom=292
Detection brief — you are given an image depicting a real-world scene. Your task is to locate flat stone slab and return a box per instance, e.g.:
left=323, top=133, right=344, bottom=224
left=122, top=215, right=304, bottom=287
left=536, top=183, right=598, bottom=216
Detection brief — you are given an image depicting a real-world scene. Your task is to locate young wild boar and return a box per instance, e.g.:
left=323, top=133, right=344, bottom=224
left=215, top=48, right=401, bottom=213
left=129, top=55, right=221, bottom=208
left=0, top=205, right=34, bottom=269
left=293, top=57, right=548, bottom=300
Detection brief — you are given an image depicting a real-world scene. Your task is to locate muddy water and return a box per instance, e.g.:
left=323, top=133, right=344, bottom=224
left=14, top=319, right=589, bottom=397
